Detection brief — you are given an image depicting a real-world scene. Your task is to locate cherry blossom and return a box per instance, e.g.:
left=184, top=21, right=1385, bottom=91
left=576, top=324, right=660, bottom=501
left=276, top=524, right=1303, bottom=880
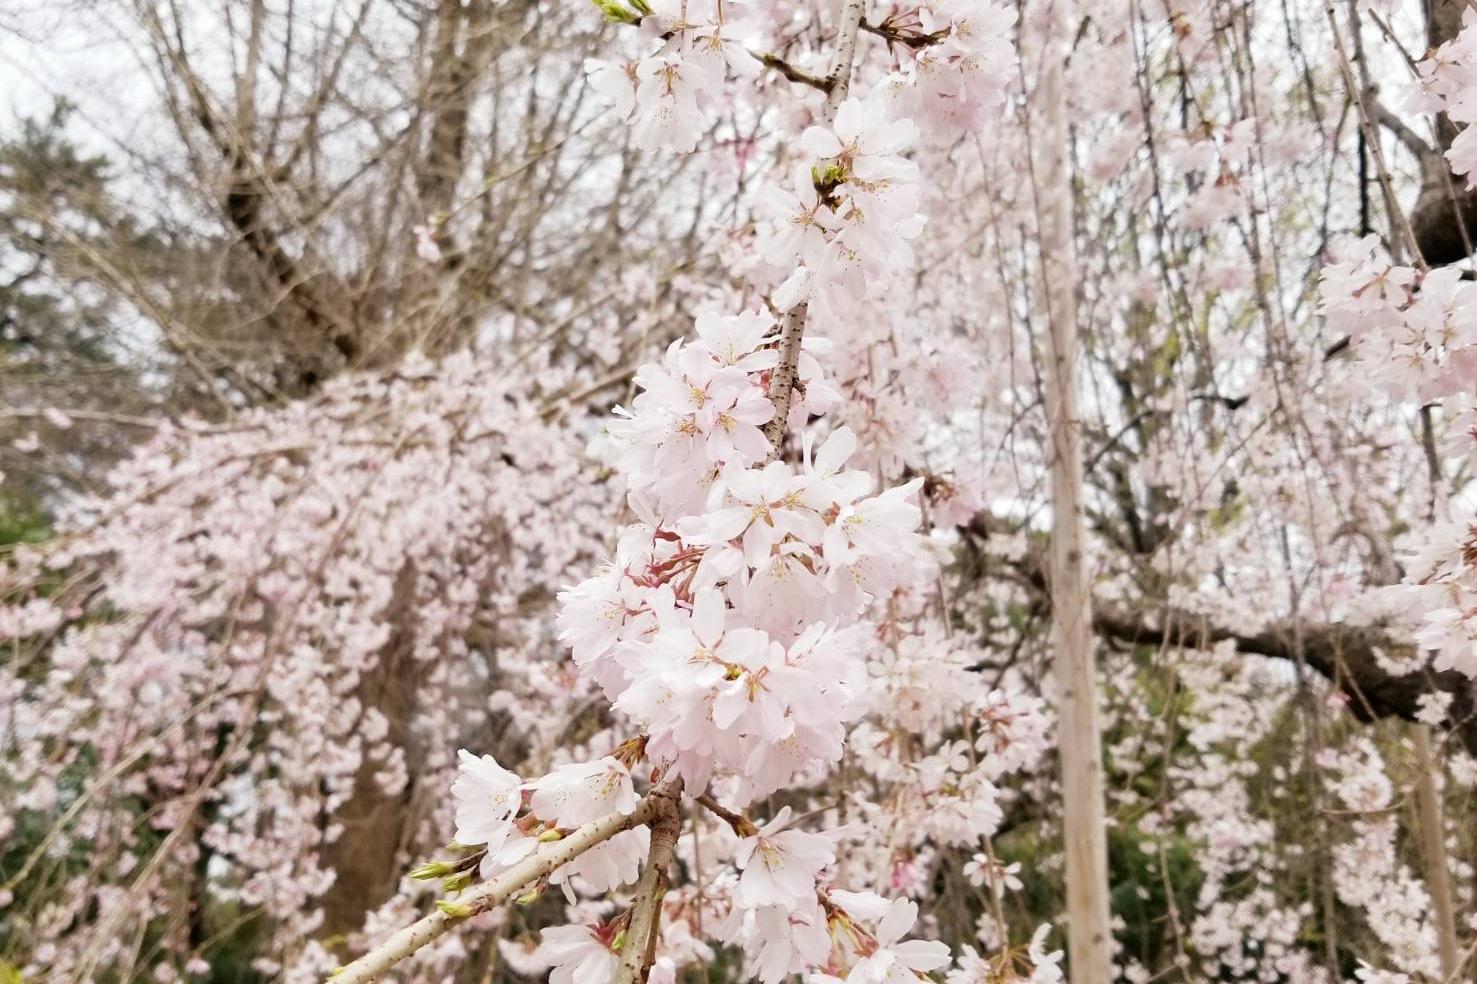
left=535, top=923, right=620, bottom=984
left=733, top=806, right=836, bottom=910
left=451, top=751, right=523, bottom=850
left=529, top=757, right=638, bottom=829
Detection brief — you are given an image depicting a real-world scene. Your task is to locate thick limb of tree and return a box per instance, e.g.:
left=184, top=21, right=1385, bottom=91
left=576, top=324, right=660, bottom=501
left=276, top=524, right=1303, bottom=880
left=964, top=515, right=1477, bottom=755
left=1388, top=0, right=1477, bottom=265
left=1089, top=607, right=1477, bottom=753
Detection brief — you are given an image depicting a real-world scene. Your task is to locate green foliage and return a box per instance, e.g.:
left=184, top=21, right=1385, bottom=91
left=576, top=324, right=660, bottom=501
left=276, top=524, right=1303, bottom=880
left=0, top=100, right=137, bottom=372
left=1107, top=826, right=1203, bottom=970
left=0, top=492, right=49, bottom=547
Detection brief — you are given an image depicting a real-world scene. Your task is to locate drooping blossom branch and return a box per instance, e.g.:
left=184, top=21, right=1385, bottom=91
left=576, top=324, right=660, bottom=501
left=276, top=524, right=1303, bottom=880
left=325, top=1, right=1045, bottom=982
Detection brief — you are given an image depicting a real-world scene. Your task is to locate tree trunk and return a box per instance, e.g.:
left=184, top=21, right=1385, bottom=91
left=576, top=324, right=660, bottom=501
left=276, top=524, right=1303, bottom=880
left=1413, top=726, right=1460, bottom=979
left=397, top=0, right=526, bottom=359
left=319, top=564, right=433, bottom=939
left=1033, top=27, right=1114, bottom=984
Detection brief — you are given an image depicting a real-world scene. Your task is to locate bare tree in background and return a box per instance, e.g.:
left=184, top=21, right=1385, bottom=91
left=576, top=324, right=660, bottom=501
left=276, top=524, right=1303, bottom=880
left=0, top=0, right=727, bottom=943
left=2, top=0, right=719, bottom=411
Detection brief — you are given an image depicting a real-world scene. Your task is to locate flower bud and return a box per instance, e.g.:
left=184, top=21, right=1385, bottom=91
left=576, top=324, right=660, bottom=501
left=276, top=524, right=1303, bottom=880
left=411, top=860, right=457, bottom=880
left=436, top=900, right=475, bottom=919
left=442, top=871, right=475, bottom=892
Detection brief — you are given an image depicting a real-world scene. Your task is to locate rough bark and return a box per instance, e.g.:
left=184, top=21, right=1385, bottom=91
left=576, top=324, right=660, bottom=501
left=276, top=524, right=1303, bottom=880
left=319, top=563, right=434, bottom=938
left=614, top=780, right=683, bottom=984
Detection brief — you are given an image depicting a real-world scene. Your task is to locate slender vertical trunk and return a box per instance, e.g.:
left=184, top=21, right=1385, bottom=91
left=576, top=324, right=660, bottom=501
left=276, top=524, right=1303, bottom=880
left=1032, top=28, right=1114, bottom=984
left=1413, top=726, right=1460, bottom=979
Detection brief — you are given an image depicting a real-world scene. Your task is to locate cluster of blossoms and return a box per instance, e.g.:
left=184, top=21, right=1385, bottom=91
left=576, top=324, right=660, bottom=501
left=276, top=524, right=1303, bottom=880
left=584, top=0, right=1016, bottom=153
left=1413, top=11, right=1477, bottom=185
left=1319, top=236, right=1477, bottom=678
left=757, top=90, right=927, bottom=320
left=897, top=0, right=1017, bottom=140
left=449, top=307, right=966, bottom=978
left=585, top=0, right=1019, bottom=325
left=596, top=309, right=839, bottom=514
left=15, top=0, right=1477, bottom=980
left=585, top=0, right=761, bottom=154
left=423, top=3, right=1070, bottom=983
left=1341, top=28, right=1477, bottom=671
left=947, top=925, right=1063, bottom=984
left=451, top=750, right=654, bottom=897
left=1319, top=236, right=1477, bottom=403
left=0, top=354, right=617, bottom=980
left=1320, top=742, right=1443, bottom=979
left=566, top=316, right=930, bottom=798
left=1104, top=642, right=1332, bottom=984
left=847, top=679, right=1050, bottom=877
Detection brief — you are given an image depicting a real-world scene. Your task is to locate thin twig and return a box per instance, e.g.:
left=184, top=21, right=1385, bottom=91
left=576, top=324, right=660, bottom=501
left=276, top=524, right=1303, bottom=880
left=761, top=0, right=867, bottom=456
left=756, top=51, right=832, bottom=92
left=696, top=793, right=758, bottom=837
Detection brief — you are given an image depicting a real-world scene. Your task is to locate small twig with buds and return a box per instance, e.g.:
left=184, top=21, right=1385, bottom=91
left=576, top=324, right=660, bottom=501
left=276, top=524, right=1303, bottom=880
left=696, top=793, right=758, bottom=837
left=756, top=52, right=833, bottom=92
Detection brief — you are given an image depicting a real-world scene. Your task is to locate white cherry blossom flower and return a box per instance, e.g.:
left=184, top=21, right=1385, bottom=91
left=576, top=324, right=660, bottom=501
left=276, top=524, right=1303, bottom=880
left=733, top=806, right=836, bottom=909
left=529, top=756, right=637, bottom=829
left=451, top=750, right=522, bottom=851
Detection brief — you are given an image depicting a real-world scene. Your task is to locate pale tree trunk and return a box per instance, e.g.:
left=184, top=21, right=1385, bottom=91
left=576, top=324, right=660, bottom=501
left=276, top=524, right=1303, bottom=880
left=1032, top=27, right=1114, bottom=984
left=1412, top=726, right=1460, bottom=979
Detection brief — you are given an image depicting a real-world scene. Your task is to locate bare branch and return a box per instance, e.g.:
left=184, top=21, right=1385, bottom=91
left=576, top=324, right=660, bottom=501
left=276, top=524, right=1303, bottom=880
left=1365, top=87, right=1433, bottom=158
left=755, top=51, right=832, bottom=92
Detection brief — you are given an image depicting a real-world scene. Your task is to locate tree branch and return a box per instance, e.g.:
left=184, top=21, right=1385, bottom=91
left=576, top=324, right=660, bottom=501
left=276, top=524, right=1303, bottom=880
left=962, top=513, right=1477, bottom=754
left=327, top=791, right=664, bottom=984
left=615, top=779, right=683, bottom=984
left=761, top=0, right=866, bottom=455
left=860, top=19, right=947, bottom=50
left=1365, top=87, right=1433, bottom=159
left=756, top=51, right=832, bottom=92
left=696, top=793, right=757, bottom=837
